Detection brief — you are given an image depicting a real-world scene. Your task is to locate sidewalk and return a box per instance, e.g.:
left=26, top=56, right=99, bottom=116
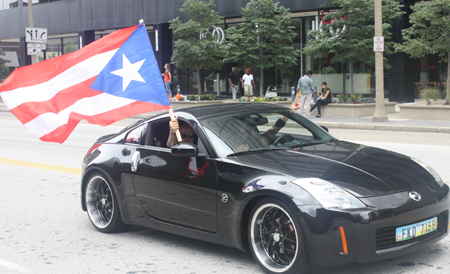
left=1, top=98, right=449, bottom=133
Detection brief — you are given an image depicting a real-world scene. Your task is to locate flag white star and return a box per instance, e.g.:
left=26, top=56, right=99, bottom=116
left=111, top=54, right=146, bottom=92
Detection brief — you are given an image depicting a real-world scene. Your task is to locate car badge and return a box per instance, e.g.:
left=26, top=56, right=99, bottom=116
left=221, top=193, right=228, bottom=203
left=409, top=191, right=422, bottom=202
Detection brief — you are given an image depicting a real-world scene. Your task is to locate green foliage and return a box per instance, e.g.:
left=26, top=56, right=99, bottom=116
left=395, top=0, right=450, bottom=104
left=186, top=94, right=216, bottom=100
left=420, top=89, right=441, bottom=104
left=224, top=0, right=300, bottom=96
left=238, top=96, right=287, bottom=102
left=395, top=0, right=450, bottom=60
left=303, top=0, right=404, bottom=94
left=335, top=93, right=376, bottom=103
left=170, top=0, right=224, bottom=70
left=0, top=48, right=10, bottom=80
left=169, top=0, right=224, bottom=95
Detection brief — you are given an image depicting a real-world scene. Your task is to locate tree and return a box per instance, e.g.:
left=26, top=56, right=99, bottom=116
left=395, top=0, right=450, bottom=105
left=0, top=48, right=10, bottom=81
left=225, top=0, right=300, bottom=97
left=169, top=0, right=224, bottom=95
left=303, top=0, right=404, bottom=95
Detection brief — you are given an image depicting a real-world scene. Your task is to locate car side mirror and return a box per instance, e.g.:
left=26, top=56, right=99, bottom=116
left=320, top=125, right=329, bottom=132
left=171, top=143, right=198, bottom=157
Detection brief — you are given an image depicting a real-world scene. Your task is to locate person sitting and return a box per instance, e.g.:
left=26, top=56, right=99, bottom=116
left=167, top=117, right=196, bottom=148
left=310, top=82, right=331, bottom=118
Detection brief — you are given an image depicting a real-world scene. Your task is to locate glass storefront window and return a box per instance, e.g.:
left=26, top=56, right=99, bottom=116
left=45, top=38, right=62, bottom=59
left=413, top=54, right=447, bottom=99
left=63, top=37, right=78, bottom=54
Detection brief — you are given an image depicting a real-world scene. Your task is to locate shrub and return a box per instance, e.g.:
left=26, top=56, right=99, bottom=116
left=420, top=89, right=440, bottom=105
left=335, top=93, right=375, bottom=104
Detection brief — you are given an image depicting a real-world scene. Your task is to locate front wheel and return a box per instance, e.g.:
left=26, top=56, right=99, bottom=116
left=248, top=198, right=309, bottom=274
left=85, top=173, right=125, bottom=233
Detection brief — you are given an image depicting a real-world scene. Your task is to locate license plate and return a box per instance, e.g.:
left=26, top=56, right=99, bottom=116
left=395, top=217, right=438, bottom=242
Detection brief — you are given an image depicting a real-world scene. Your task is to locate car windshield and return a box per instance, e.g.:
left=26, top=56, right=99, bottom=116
left=199, top=107, right=335, bottom=157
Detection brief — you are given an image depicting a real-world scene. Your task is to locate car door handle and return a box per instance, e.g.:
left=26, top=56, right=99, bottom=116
left=131, top=151, right=140, bottom=172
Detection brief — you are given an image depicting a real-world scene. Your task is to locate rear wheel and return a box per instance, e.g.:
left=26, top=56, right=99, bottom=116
left=85, top=173, right=125, bottom=233
left=248, top=198, right=309, bottom=274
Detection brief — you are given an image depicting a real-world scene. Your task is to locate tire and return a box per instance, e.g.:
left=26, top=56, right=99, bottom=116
left=85, top=173, right=125, bottom=233
left=248, top=198, right=309, bottom=274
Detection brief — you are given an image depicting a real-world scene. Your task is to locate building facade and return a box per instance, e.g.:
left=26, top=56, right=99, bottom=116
left=0, top=0, right=446, bottom=102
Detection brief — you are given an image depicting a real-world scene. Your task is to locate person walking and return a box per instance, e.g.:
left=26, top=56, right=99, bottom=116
left=310, top=81, right=331, bottom=118
left=296, top=70, right=316, bottom=118
left=162, top=63, right=172, bottom=100
left=241, top=68, right=256, bottom=96
left=228, top=67, right=240, bottom=100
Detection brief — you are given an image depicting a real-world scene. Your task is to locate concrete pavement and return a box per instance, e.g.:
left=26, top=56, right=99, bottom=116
left=1, top=97, right=449, bottom=134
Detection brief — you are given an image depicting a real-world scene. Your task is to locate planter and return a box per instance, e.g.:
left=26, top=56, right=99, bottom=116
left=310, top=102, right=397, bottom=118
left=398, top=104, right=450, bottom=121
left=170, top=100, right=223, bottom=111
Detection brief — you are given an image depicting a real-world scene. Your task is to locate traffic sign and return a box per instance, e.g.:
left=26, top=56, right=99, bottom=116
left=26, top=27, right=48, bottom=43
left=374, top=36, right=384, bottom=52
left=27, top=43, right=46, bottom=55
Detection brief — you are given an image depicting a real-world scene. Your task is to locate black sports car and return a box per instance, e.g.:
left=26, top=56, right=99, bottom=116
left=81, top=103, right=449, bottom=274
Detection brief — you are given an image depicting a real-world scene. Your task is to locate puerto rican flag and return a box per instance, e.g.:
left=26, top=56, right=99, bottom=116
left=0, top=23, right=171, bottom=143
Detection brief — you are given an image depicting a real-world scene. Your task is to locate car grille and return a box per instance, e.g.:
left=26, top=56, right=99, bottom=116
left=376, top=211, right=448, bottom=251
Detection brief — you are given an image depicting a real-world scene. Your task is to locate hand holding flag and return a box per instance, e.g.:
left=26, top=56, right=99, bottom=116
left=0, top=23, right=172, bottom=143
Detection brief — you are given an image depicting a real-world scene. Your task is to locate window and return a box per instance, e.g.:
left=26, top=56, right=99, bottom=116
left=125, top=125, right=145, bottom=145
left=200, top=108, right=334, bottom=157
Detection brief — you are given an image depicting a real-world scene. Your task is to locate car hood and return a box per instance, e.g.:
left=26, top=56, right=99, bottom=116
left=233, top=140, right=436, bottom=197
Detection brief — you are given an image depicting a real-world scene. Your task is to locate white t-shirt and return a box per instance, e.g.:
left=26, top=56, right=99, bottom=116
left=242, top=74, right=253, bottom=85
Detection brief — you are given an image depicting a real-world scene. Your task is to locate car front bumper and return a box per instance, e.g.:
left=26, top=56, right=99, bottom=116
left=298, top=183, right=450, bottom=268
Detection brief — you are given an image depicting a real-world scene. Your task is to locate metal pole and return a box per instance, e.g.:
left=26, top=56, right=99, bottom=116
left=28, top=0, right=37, bottom=64
left=372, top=0, right=388, bottom=122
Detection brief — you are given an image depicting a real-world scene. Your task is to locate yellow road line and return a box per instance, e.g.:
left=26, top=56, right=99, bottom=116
left=0, top=158, right=81, bottom=174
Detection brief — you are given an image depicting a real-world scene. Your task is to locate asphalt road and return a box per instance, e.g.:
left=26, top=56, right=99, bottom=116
left=1, top=111, right=449, bottom=274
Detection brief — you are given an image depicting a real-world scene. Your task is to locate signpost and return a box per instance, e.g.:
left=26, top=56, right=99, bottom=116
left=25, top=27, right=47, bottom=57
left=372, top=0, right=388, bottom=122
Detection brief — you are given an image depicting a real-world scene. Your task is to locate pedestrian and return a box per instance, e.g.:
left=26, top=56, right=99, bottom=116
left=241, top=68, right=256, bottom=97
left=228, top=67, right=240, bottom=100
left=310, top=82, right=332, bottom=118
left=296, top=70, right=316, bottom=118
left=162, top=63, right=172, bottom=100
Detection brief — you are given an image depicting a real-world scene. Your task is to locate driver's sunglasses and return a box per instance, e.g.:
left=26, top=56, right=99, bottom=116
left=181, top=133, right=195, bottom=139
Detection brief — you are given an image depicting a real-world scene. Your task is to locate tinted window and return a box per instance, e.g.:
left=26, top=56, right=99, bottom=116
left=125, top=125, right=144, bottom=144
left=200, top=108, right=334, bottom=157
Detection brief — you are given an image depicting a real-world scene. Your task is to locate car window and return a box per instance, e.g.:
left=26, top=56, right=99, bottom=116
left=146, top=118, right=207, bottom=155
left=125, top=125, right=145, bottom=144
left=200, top=108, right=334, bottom=157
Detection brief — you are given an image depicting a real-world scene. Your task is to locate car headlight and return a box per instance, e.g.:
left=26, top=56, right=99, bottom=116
left=411, top=158, right=445, bottom=187
left=292, top=178, right=366, bottom=210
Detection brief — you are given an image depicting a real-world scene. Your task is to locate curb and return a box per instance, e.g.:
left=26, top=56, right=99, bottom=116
left=1, top=106, right=449, bottom=134
left=316, top=122, right=450, bottom=134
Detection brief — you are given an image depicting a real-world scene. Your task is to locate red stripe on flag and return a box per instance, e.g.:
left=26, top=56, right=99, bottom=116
left=9, top=77, right=100, bottom=124
left=0, top=25, right=138, bottom=92
left=39, top=100, right=170, bottom=143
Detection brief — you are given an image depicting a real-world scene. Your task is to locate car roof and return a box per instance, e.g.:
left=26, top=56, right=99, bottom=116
left=176, top=103, right=289, bottom=119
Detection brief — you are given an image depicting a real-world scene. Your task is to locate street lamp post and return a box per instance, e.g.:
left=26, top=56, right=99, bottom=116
left=372, top=0, right=388, bottom=122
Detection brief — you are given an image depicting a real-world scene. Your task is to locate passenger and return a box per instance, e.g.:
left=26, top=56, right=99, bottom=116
left=167, top=117, right=196, bottom=148
left=310, top=81, right=331, bottom=118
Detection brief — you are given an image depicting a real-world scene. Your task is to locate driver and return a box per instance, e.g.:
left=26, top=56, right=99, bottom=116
left=233, top=100, right=301, bottom=152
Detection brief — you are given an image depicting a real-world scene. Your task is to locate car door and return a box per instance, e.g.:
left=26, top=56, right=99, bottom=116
left=130, top=118, right=218, bottom=232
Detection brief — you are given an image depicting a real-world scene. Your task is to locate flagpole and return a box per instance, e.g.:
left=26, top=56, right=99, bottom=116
left=139, top=19, right=182, bottom=143
left=168, top=108, right=182, bottom=143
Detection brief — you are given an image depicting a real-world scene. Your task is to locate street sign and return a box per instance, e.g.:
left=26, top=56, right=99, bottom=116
left=374, top=36, right=384, bottom=52
left=26, top=27, right=48, bottom=43
left=27, top=43, right=46, bottom=55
